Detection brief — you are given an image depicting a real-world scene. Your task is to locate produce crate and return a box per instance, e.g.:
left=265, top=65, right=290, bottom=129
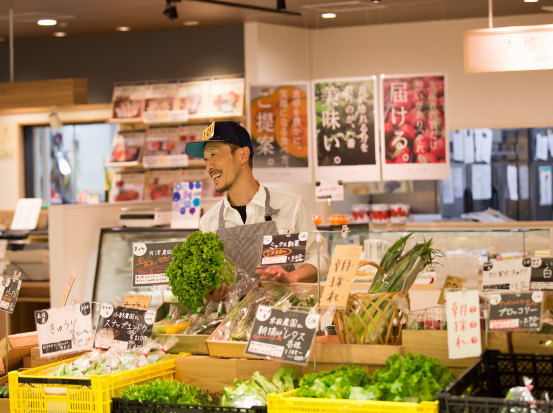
left=268, top=389, right=438, bottom=413
left=8, top=355, right=176, bottom=413
left=511, top=331, right=553, bottom=354
left=437, top=350, right=553, bottom=412
left=111, top=398, right=267, bottom=413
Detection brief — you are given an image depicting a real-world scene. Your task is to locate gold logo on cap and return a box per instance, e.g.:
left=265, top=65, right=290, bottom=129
left=203, top=122, right=215, bottom=141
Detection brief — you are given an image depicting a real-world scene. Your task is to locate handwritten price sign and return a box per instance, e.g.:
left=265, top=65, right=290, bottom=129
left=132, top=241, right=180, bottom=287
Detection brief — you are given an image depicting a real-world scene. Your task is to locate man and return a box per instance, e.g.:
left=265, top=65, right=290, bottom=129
left=185, top=121, right=330, bottom=300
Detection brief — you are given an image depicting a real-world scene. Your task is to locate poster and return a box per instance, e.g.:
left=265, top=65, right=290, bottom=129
left=142, top=80, right=177, bottom=123
left=110, top=82, right=145, bottom=122
left=209, top=75, right=245, bottom=117
left=106, top=131, right=145, bottom=166
left=142, top=126, right=188, bottom=168
left=171, top=181, right=202, bottom=229
left=175, top=77, right=211, bottom=119
left=380, top=73, right=449, bottom=181
left=249, top=83, right=311, bottom=183
left=109, top=172, right=146, bottom=203
left=539, top=165, right=552, bottom=206
left=314, top=77, right=380, bottom=183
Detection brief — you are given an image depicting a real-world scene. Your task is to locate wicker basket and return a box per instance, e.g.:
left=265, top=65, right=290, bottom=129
left=334, top=291, right=409, bottom=345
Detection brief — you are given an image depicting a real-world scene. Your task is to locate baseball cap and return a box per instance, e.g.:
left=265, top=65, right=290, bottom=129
left=185, top=121, right=254, bottom=159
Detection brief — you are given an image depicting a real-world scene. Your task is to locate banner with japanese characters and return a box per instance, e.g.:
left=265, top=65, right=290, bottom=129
left=380, top=73, right=449, bottom=181
left=249, top=83, right=312, bottom=183
left=313, top=77, right=380, bottom=183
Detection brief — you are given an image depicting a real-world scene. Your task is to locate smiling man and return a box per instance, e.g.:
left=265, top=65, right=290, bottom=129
left=185, top=121, right=330, bottom=300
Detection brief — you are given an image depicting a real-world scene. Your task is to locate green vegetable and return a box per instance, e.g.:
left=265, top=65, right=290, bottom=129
left=296, top=365, right=369, bottom=399
left=121, top=379, right=218, bottom=405
left=222, top=367, right=298, bottom=408
left=166, top=231, right=235, bottom=310
left=0, top=386, right=8, bottom=398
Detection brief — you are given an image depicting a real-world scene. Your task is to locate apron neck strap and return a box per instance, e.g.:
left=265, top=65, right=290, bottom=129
left=218, top=186, right=280, bottom=230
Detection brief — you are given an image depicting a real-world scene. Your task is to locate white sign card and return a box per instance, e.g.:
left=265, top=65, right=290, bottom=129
left=171, top=181, right=202, bottom=229
left=452, top=130, right=464, bottom=162
left=463, top=130, right=475, bottom=164
left=175, top=77, right=211, bottom=119
left=453, top=166, right=464, bottom=198
left=507, top=165, right=519, bottom=201
left=446, top=289, right=482, bottom=359
left=474, top=128, right=493, bottom=164
left=471, top=164, right=492, bottom=200
left=35, top=303, right=94, bottom=358
left=441, top=177, right=454, bottom=205
left=539, top=166, right=553, bottom=206
left=482, top=258, right=531, bottom=292
left=10, top=198, right=42, bottom=231
left=536, top=133, right=549, bottom=161
left=315, top=181, right=344, bottom=202
left=519, top=165, right=529, bottom=200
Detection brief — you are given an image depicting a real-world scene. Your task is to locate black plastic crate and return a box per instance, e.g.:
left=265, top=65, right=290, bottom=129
left=111, top=398, right=267, bottom=413
left=438, top=350, right=553, bottom=413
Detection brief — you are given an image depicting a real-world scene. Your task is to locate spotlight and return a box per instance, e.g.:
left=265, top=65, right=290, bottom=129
left=371, top=0, right=381, bottom=3
left=163, top=0, right=180, bottom=20
left=277, top=0, right=286, bottom=10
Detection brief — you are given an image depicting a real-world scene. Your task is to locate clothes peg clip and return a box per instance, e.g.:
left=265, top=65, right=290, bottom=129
left=341, top=224, right=350, bottom=238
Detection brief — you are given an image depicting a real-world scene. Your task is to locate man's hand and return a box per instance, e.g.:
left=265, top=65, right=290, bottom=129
left=205, top=282, right=229, bottom=302
left=255, top=265, right=297, bottom=284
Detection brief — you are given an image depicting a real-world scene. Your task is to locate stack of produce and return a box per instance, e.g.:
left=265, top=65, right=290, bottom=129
left=121, top=379, right=218, bottom=405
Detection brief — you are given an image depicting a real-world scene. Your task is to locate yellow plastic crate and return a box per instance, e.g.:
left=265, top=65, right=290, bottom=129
left=268, top=389, right=439, bottom=413
left=8, top=354, right=176, bottom=413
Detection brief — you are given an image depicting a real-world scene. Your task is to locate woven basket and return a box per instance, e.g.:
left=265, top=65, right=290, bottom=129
left=333, top=291, right=409, bottom=345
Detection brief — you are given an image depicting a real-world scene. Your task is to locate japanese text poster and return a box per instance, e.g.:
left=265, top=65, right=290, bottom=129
left=175, top=77, right=211, bottom=119
left=209, top=75, right=245, bottom=118
left=445, top=289, right=482, bottom=359
left=132, top=241, right=179, bottom=287
left=313, top=77, right=380, bottom=183
left=249, top=83, right=312, bottom=183
left=380, top=73, right=449, bottom=181
left=110, top=82, right=145, bottom=122
left=171, top=181, right=202, bottom=229
left=142, top=80, right=177, bottom=123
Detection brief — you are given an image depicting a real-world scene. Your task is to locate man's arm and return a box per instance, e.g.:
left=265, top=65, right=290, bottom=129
left=256, top=263, right=317, bottom=284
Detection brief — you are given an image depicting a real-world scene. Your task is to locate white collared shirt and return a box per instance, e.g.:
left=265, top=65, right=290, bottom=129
left=199, top=184, right=330, bottom=277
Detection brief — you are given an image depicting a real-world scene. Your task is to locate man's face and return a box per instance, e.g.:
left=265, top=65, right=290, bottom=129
left=204, top=142, right=241, bottom=193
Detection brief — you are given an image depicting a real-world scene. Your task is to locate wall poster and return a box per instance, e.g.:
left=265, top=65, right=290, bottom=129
left=380, top=73, right=449, bottom=181
left=249, top=83, right=312, bottom=183
left=313, top=77, right=380, bottom=183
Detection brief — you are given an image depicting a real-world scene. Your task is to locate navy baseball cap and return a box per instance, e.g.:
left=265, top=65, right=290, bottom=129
left=185, top=121, right=254, bottom=159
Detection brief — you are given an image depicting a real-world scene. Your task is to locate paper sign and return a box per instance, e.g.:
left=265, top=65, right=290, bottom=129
left=0, top=240, right=7, bottom=262
left=96, top=304, right=155, bottom=350
left=519, top=165, right=530, bottom=200
left=536, top=133, right=549, bottom=161
left=446, top=289, right=482, bottom=359
left=122, top=294, right=152, bottom=311
left=548, top=130, right=553, bottom=158
left=0, top=276, right=21, bottom=313
left=530, top=257, right=553, bottom=291
left=482, top=259, right=532, bottom=291
left=245, top=306, right=320, bottom=365
left=488, top=291, right=543, bottom=330
left=261, top=232, right=307, bottom=266
left=453, top=166, right=464, bottom=198
left=438, top=275, right=467, bottom=305
left=506, top=165, right=519, bottom=201
left=539, top=166, right=552, bottom=206
left=59, top=271, right=76, bottom=307
left=132, top=241, right=179, bottom=287
left=320, top=245, right=363, bottom=308
left=441, top=178, right=454, bottom=205
left=452, top=130, right=464, bottom=162
left=171, top=181, right=202, bottom=229
left=10, top=198, right=42, bottom=231
left=463, top=130, right=475, bottom=164
left=35, top=303, right=94, bottom=357
left=315, top=181, right=344, bottom=202
left=474, top=128, right=492, bottom=164
left=471, top=164, right=492, bottom=200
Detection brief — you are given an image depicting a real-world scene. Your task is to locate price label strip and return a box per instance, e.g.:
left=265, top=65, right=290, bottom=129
left=261, top=232, right=308, bottom=266
left=132, top=241, right=179, bottom=287
left=245, top=306, right=320, bottom=365
left=35, top=302, right=94, bottom=358
left=95, top=304, right=156, bottom=350
left=488, top=291, right=543, bottom=330
left=0, top=275, right=22, bottom=314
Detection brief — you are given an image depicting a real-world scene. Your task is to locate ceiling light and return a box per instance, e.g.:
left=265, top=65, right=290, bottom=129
left=116, top=26, right=131, bottom=32
left=163, top=0, right=180, bottom=20
left=524, top=0, right=538, bottom=2
left=53, top=32, right=67, bottom=37
left=322, top=12, right=336, bottom=18
left=277, top=0, right=286, bottom=10
left=371, top=0, right=381, bottom=3
left=183, top=21, right=199, bottom=26
left=37, top=19, right=57, bottom=26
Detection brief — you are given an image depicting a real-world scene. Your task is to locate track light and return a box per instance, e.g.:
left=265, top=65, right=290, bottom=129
left=277, top=0, right=286, bottom=10
left=163, top=0, right=181, bottom=20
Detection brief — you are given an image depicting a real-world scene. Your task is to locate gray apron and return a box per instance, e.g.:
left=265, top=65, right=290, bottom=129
left=217, top=187, right=292, bottom=282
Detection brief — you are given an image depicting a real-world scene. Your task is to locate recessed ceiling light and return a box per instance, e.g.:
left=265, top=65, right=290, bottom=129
left=116, top=26, right=131, bottom=32
left=524, top=0, right=538, bottom=2
left=37, top=19, right=57, bottom=26
left=53, top=32, right=67, bottom=37
left=183, top=21, right=199, bottom=26
left=322, top=13, right=336, bottom=18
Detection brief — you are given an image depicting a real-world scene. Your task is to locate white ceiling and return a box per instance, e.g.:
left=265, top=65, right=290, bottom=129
left=1, top=0, right=553, bottom=41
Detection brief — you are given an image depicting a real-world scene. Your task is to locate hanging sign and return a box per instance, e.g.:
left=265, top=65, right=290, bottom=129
left=95, top=304, right=156, bottom=350
left=488, top=291, right=543, bottom=330
left=261, top=232, right=307, bottom=266
left=320, top=245, right=363, bottom=308
left=445, top=289, right=482, bottom=359
left=482, top=259, right=532, bottom=292
left=132, top=241, right=180, bottom=287
left=245, top=306, right=320, bottom=365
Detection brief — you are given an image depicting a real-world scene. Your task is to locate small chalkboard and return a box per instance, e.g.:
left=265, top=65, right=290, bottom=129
left=132, top=241, right=180, bottom=287
left=489, top=291, right=543, bottom=330
left=245, top=306, right=320, bottom=365
left=95, top=304, right=156, bottom=350
left=0, top=275, right=22, bottom=314
left=261, top=232, right=307, bottom=266
left=530, top=258, right=553, bottom=291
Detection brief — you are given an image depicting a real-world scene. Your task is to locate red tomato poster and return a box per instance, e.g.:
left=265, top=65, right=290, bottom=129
left=249, top=83, right=311, bottom=183
left=380, top=73, right=449, bottom=181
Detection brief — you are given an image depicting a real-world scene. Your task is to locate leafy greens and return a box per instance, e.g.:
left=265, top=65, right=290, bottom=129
left=121, top=379, right=219, bottom=405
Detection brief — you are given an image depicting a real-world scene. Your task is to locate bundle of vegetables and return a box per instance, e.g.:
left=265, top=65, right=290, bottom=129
left=211, top=282, right=317, bottom=342
left=166, top=231, right=235, bottom=310
left=152, top=304, right=190, bottom=335
left=121, top=379, right=219, bottom=405
left=0, top=385, right=8, bottom=398
left=222, top=367, right=298, bottom=408
left=296, top=354, right=455, bottom=403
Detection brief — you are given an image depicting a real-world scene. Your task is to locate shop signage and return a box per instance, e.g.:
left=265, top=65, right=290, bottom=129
left=122, top=293, right=152, bottom=311
left=261, top=232, right=307, bottom=266
left=445, top=289, right=482, bottom=359
left=170, top=181, right=202, bottom=229
left=245, top=306, right=320, bottom=365
left=35, top=302, right=93, bottom=357
left=465, top=24, right=553, bottom=72
left=132, top=241, right=180, bottom=287
left=95, top=304, right=155, bottom=350
left=249, top=83, right=311, bottom=183
left=481, top=258, right=531, bottom=292
left=530, top=257, right=553, bottom=290
left=320, top=245, right=363, bottom=308
left=0, top=274, right=21, bottom=313
left=488, top=291, right=543, bottom=330
left=315, top=180, right=344, bottom=202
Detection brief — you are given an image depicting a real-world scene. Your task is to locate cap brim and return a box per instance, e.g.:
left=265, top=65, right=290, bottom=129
left=185, top=139, right=228, bottom=158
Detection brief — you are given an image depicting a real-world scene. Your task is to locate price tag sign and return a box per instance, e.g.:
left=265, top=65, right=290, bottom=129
left=438, top=275, right=467, bottom=305
left=530, top=258, right=553, bottom=290
left=488, top=292, right=543, bottom=330
left=315, top=181, right=344, bottom=202
left=482, top=258, right=531, bottom=292
left=132, top=241, right=179, bottom=287
left=35, top=303, right=94, bottom=358
left=245, top=306, right=320, bottom=365
left=0, top=276, right=21, bottom=313
left=261, top=232, right=307, bottom=266
left=122, top=294, right=152, bottom=311
left=320, top=245, right=363, bottom=308
left=95, top=304, right=156, bottom=350
left=446, top=289, right=482, bottom=359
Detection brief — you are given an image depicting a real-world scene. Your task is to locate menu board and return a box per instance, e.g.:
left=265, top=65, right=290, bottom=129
left=380, top=73, right=449, bottom=181
left=249, top=83, right=312, bottom=183
left=488, top=292, right=543, bottom=330
left=96, top=304, right=156, bottom=350
left=110, top=82, right=145, bottom=122
left=132, top=241, right=180, bottom=287
left=261, top=232, right=307, bottom=266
